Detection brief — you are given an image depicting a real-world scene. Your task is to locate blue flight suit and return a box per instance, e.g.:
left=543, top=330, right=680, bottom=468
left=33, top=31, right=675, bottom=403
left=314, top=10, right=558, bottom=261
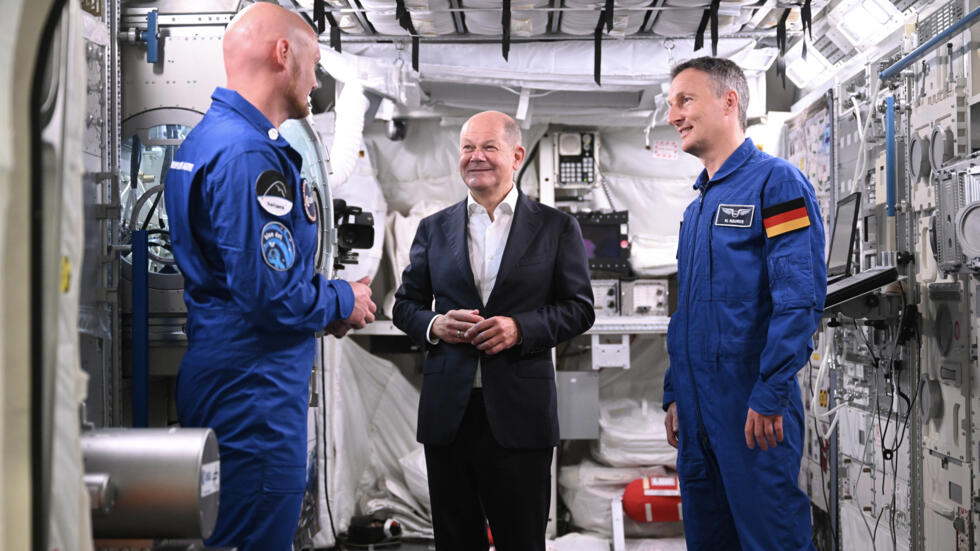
left=165, top=87, right=354, bottom=550
left=663, top=138, right=826, bottom=551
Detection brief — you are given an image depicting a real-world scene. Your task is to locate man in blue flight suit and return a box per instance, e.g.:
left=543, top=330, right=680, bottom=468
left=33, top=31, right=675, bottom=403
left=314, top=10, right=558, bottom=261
left=164, top=4, right=376, bottom=550
left=661, top=57, right=826, bottom=550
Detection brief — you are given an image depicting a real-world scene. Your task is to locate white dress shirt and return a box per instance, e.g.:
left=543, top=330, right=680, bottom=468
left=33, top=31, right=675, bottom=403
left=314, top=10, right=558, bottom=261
left=427, top=184, right=519, bottom=388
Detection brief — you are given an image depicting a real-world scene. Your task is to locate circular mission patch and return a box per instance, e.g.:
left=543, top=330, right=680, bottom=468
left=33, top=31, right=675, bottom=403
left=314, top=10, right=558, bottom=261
left=260, top=221, right=296, bottom=271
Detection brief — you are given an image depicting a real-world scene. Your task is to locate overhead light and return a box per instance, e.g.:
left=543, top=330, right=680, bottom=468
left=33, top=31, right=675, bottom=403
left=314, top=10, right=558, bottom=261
left=784, top=40, right=832, bottom=89
left=739, top=47, right=779, bottom=73
left=827, top=0, right=902, bottom=49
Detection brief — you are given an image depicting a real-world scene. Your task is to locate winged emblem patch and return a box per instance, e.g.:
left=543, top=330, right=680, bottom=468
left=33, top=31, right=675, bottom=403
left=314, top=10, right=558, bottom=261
left=715, top=204, right=755, bottom=228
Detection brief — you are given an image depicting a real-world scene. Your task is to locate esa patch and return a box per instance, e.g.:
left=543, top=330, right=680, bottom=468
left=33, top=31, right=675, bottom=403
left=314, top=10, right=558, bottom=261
left=715, top=204, right=755, bottom=228
left=302, top=179, right=318, bottom=223
left=255, top=170, right=293, bottom=217
left=763, top=197, right=811, bottom=238
left=261, top=221, right=296, bottom=271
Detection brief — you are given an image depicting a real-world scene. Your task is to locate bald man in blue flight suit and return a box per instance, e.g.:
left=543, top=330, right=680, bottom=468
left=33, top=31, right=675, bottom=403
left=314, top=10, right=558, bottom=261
left=164, top=4, right=376, bottom=550
left=662, top=57, right=826, bottom=550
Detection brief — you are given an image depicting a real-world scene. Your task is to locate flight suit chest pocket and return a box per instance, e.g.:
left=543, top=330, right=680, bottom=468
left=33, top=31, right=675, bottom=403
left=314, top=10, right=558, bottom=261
left=709, top=207, right=765, bottom=300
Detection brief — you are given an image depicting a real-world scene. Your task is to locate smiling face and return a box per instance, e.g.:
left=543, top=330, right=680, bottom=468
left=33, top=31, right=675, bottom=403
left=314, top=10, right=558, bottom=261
left=458, top=112, right=525, bottom=196
left=666, top=67, right=736, bottom=159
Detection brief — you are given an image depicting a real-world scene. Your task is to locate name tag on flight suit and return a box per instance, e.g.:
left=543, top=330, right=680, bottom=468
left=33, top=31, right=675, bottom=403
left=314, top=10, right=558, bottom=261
left=714, top=204, right=755, bottom=228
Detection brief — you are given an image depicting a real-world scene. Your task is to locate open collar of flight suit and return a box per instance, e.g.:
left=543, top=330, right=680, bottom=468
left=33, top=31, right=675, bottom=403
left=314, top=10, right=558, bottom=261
left=693, top=137, right=758, bottom=195
left=210, top=87, right=303, bottom=170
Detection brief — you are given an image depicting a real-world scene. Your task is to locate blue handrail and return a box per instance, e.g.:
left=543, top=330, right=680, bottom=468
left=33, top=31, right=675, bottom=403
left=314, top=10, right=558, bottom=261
left=132, top=230, right=149, bottom=427
left=879, top=6, right=980, bottom=80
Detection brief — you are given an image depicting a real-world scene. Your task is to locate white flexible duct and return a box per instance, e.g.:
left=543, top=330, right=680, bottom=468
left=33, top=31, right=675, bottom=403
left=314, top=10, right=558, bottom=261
left=329, top=81, right=370, bottom=190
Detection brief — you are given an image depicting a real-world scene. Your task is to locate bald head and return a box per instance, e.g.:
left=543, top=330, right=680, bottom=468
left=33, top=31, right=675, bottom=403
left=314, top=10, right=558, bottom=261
left=223, top=3, right=315, bottom=80
left=461, top=111, right=522, bottom=148
left=222, top=3, right=321, bottom=125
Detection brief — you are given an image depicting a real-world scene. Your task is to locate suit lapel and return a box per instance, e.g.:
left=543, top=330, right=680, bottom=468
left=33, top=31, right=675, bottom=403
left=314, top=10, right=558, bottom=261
left=441, top=201, right=483, bottom=307
left=487, top=193, right=541, bottom=308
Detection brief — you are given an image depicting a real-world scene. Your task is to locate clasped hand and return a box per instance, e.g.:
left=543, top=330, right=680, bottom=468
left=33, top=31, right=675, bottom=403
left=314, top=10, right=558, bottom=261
left=433, top=309, right=521, bottom=355
left=324, top=276, right=377, bottom=338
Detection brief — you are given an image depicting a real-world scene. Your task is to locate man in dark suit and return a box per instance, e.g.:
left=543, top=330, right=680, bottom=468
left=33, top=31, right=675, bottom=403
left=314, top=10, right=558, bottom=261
left=393, top=111, right=595, bottom=550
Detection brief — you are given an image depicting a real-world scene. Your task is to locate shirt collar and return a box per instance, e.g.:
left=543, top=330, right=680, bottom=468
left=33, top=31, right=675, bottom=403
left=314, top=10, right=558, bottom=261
left=467, top=184, right=519, bottom=216
left=211, top=87, right=288, bottom=146
left=694, top=137, right=757, bottom=191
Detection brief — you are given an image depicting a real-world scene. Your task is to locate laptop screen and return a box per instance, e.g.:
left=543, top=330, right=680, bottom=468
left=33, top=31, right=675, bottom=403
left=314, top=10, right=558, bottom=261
left=827, top=192, right=861, bottom=278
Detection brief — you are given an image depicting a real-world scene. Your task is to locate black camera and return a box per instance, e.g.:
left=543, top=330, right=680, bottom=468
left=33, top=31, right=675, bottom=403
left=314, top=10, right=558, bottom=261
left=333, top=199, right=374, bottom=270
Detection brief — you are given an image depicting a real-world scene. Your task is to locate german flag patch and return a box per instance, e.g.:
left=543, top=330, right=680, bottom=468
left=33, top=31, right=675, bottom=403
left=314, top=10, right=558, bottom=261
left=762, top=197, right=810, bottom=238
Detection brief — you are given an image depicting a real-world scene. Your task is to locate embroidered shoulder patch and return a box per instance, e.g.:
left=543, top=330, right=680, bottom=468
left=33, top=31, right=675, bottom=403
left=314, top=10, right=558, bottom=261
left=255, top=170, right=294, bottom=217
left=714, top=204, right=754, bottom=228
left=762, top=197, right=810, bottom=238
left=302, top=179, right=318, bottom=223
left=261, top=221, right=296, bottom=271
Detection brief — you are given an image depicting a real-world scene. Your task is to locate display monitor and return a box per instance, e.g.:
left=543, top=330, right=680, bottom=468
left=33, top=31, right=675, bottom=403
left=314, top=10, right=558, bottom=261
left=827, top=192, right=861, bottom=279
left=582, top=224, right=622, bottom=260
left=574, top=211, right=630, bottom=275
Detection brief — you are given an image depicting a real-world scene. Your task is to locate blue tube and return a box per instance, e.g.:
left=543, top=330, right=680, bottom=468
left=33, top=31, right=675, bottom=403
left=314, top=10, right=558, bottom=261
left=885, top=96, right=896, bottom=217
left=141, top=10, right=159, bottom=64
left=879, top=5, right=980, bottom=80
left=132, top=230, right=149, bottom=427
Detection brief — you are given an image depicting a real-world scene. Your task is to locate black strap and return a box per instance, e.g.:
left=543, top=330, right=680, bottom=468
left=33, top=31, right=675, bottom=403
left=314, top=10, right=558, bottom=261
left=412, top=35, right=419, bottom=72
left=709, top=0, right=720, bottom=57
left=801, top=0, right=811, bottom=59
left=776, top=9, right=791, bottom=88
left=327, top=13, right=342, bottom=53
left=776, top=55, right=787, bottom=89
left=776, top=8, right=790, bottom=54
left=502, top=0, right=511, bottom=60
left=395, top=0, right=417, bottom=35
left=695, top=8, right=709, bottom=52
left=802, top=0, right=812, bottom=40
left=314, top=0, right=325, bottom=34
left=605, top=0, right=614, bottom=32
left=593, top=10, right=605, bottom=85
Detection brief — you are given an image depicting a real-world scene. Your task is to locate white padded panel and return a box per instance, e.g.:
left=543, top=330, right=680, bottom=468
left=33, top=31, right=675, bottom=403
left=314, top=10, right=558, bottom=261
left=361, top=0, right=457, bottom=36
left=465, top=10, right=549, bottom=35
left=651, top=6, right=749, bottom=37
left=560, top=9, right=647, bottom=36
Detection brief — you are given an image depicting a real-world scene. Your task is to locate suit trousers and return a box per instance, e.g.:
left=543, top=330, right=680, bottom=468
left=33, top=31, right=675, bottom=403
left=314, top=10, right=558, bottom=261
left=424, top=389, right=553, bottom=551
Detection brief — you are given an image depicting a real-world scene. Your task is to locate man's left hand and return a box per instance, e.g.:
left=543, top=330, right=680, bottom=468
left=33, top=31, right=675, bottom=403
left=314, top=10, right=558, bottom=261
left=465, top=316, right=521, bottom=355
left=325, top=320, right=352, bottom=338
left=744, top=408, right=783, bottom=451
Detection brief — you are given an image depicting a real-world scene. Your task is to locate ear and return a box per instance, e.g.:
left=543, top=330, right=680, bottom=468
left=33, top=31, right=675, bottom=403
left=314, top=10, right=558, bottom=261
left=725, top=88, right=739, bottom=117
left=512, top=144, right=526, bottom=170
left=273, top=38, right=290, bottom=68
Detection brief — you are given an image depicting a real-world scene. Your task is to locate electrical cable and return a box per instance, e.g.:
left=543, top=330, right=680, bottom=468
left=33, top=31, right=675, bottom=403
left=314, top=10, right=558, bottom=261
left=318, top=341, right=340, bottom=544
left=516, top=137, right=541, bottom=191
left=807, top=356, right=837, bottom=551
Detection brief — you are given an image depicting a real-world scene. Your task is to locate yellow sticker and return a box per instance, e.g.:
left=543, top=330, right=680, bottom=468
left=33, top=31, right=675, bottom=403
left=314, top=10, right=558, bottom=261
left=60, top=256, right=71, bottom=293
left=818, top=390, right=828, bottom=408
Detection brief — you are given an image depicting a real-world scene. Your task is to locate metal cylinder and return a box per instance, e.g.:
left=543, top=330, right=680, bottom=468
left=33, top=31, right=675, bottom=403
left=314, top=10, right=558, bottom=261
left=81, top=427, right=219, bottom=539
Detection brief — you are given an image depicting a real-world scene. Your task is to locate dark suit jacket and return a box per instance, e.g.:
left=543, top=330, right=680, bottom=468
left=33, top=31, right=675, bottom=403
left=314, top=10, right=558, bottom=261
left=393, top=192, right=595, bottom=449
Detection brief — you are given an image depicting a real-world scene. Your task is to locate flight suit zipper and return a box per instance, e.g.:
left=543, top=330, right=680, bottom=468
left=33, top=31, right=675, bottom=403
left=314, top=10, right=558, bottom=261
left=682, top=186, right=710, bottom=447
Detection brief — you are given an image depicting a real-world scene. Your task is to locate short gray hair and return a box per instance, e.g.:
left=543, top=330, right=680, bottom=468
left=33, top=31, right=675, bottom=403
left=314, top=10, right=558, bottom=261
left=501, top=115, right=522, bottom=147
left=671, top=57, right=749, bottom=130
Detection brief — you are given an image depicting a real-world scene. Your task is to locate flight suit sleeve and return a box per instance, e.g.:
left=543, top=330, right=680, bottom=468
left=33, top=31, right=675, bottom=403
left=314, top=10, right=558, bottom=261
left=392, top=217, right=439, bottom=347
left=207, top=150, right=354, bottom=333
left=749, top=174, right=827, bottom=415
